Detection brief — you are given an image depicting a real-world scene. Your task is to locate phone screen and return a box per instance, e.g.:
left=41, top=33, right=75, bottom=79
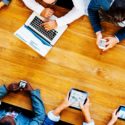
left=117, top=106, right=125, bottom=120
left=68, top=89, right=88, bottom=110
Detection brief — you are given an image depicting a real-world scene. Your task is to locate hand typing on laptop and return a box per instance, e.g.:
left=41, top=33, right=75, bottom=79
left=42, top=20, right=58, bottom=31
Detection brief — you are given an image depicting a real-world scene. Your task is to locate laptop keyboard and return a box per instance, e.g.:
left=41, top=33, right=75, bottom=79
left=30, top=16, right=58, bottom=41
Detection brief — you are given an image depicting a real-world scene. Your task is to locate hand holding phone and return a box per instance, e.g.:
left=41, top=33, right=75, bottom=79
left=98, top=39, right=107, bottom=49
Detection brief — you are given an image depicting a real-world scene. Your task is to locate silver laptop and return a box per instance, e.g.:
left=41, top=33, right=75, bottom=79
left=25, top=12, right=68, bottom=46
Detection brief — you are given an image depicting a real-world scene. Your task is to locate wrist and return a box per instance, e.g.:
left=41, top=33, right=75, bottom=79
left=82, top=109, right=92, bottom=123
left=108, top=119, right=117, bottom=125
left=53, top=105, right=64, bottom=116
left=96, top=31, right=102, bottom=36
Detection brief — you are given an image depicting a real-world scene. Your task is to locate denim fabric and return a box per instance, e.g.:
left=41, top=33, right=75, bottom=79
left=0, top=85, right=56, bottom=125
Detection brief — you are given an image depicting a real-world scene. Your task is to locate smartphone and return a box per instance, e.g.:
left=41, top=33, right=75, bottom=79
left=117, top=106, right=125, bottom=120
left=19, top=80, right=27, bottom=88
left=98, top=39, right=107, bottom=49
left=68, top=88, right=88, bottom=110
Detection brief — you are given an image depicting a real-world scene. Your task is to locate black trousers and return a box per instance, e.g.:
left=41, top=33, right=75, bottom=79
left=55, top=0, right=74, bottom=9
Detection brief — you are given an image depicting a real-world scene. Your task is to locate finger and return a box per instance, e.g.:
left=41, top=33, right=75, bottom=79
left=103, top=37, right=111, bottom=40
left=105, top=41, right=111, bottom=46
left=103, top=45, right=112, bottom=51
left=45, top=27, right=50, bottom=31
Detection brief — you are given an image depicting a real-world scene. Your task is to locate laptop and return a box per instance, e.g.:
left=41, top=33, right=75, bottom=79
left=14, top=12, right=68, bottom=57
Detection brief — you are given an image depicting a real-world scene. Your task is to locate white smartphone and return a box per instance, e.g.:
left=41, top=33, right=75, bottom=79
left=98, top=39, right=107, bottom=49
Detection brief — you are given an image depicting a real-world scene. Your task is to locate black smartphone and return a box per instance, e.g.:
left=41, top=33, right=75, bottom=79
left=117, top=106, right=125, bottom=120
left=68, top=88, right=88, bottom=110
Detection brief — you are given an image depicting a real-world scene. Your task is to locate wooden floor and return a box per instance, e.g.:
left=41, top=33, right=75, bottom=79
left=0, top=0, right=125, bottom=125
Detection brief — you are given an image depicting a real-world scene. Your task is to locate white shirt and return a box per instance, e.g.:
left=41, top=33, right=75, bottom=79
left=22, top=0, right=91, bottom=27
left=48, top=111, right=95, bottom=125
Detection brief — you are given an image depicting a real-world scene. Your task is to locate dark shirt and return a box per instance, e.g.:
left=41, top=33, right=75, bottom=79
left=55, top=0, right=74, bottom=9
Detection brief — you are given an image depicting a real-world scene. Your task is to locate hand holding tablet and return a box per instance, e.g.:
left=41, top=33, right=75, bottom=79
left=117, top=106, right=125, bottom=120
left=68, top=88, right=88, bottom=110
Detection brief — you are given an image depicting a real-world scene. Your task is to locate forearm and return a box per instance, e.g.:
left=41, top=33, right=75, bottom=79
left=30, top=89, right=46, bottom=123
left=107, top=119, right=116, bottom=125
left=22, top=0, right=44, bottom=14
left=53, top=104, right=66, bottom=116
left=56, top=7, right=85, bottom=27
left=115, top=27, right=125, bottom=41
left=0, top=85, right=8, bottom=99
left=88, top=8, right=102, bottom=33
left=82, top=110, right=93, bottom=123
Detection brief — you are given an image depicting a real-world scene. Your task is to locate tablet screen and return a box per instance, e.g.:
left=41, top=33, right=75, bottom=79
left=69, top=89, right=87, bottom=109
left=118, top=106, right=125, bottom=120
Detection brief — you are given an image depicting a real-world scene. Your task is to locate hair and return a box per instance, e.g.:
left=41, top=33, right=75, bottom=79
left=99, top=0, right=125, bottom=25
left=0, top=122, right=12, bottom=125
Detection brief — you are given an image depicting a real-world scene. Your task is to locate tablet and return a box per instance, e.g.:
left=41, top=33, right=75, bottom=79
left=117, top=106, right=125, bottom=120
left=68, top=88, right=88, bottom=110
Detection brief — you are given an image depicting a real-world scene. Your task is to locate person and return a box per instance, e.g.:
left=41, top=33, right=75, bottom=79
left=107, top=109, right=119, bottom=125
left=0, top=81, right=94, bottom=125
left=22, top=0, right=90, bottom=31
left=88, top=0, right=125, bottom=51
left=0, top=0, right=11, bottom=9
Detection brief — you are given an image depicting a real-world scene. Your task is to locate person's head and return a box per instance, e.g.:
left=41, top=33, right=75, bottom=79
left=0, top=116, right=16, bottom=125
left=107, top=7, right=125, bottom=23
left=100, top=0, right=125, bottom=24
left=43, top=0, right=57, bottom=5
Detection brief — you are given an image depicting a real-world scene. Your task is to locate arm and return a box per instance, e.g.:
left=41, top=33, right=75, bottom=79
left=80, top=99, right=95, bottom=125
left=107, top=110, right=118, bottom=125
left=43, top=94, right=71, bottom=125
left=0, top=85, right=8, bottom=99
left=29, top=89, right=46, bottom=125
left=115, top=27, right=125, bottom=41
left=88, top=0, right=111, bottom=33
left=56, top=0, right=87, bottom=27
left=22, top=0, right=44, bottom=15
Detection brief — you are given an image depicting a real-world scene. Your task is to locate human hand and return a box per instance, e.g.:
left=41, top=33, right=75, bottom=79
left=23, top=83, right=33, bottom=92
left=0, top=1, right=5, bottom=9
left=41, top=8, right=54, bottom=18
left=53, top=92, right=71, bottom=116
left=80, top=99, right=92, bottom=123
left=7, top=82, right=20, bottom=93
left=42, top=20, right=57, bottom=31
left=96, top=31, right=103, bottom=47
left=103, top=37, right=119, bottom=51
left=107, top=109, right=118, bottom=125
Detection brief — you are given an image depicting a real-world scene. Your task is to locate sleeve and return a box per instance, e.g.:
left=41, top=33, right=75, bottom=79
left=88, top=0, right=102, bottom=33
left=56, top=0, right=89, bottom=27
left=83, top=120, right=95, bottom=125
left=47, top=111, right=60, bottom=122
left=29, top=89, right=46, bottom=125
left=22, top=0, right=44, bottom=15
left=115, top=27, right=125, bottom=41
left=88, top=0, right=112, bottom=33
left=0, top=85, right=8, bottom=99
